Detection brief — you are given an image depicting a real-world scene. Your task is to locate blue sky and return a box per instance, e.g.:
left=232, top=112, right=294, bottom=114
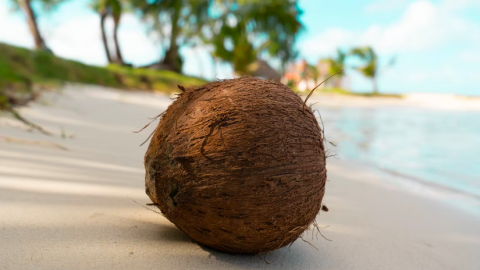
left=1, top=0, right=479, bottom=95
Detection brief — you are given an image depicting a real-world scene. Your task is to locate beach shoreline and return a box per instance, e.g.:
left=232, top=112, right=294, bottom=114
left=1, top=85, right=479, bottom=269
left=307, top=92, right=480, bottom=111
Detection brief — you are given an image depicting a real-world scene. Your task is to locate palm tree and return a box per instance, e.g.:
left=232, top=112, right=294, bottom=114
left=306, top=64, right=318, bottom=84
left=110, top=0, right=124, bottom=64
left=15, top=0, right=61, bottom=51
left=209, top=0, right=303, bottom=75
left=326, top=49, right=346, bottom=88
left=92, top=0, right=124, bottom=65
left=98, top=4, right=112, bottom=63
left=350, top=46, right=378, bottom=94
left=161, top=0, right=181, bottom=72
left=140, top=0, right=212, bottom=72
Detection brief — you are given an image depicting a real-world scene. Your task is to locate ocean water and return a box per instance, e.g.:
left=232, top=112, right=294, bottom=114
left=316, top=106, right=480, bottom=200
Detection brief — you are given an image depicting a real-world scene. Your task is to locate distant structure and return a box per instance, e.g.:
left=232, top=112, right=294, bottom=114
left=282, top=59, right=346, bottom=91
left=247, top=60, right=281, bottom=82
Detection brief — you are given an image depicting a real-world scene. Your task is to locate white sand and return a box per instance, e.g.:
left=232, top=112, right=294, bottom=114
left=307, top=92, right=480, bottom=111
left=1, top=85, right=480, bottom=270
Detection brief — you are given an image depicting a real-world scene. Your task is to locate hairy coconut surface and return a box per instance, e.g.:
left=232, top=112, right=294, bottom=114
left=144, top=77, right=327, bottom=254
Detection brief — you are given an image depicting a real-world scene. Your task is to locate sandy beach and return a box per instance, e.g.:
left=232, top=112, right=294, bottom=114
left=308, top=92, right=480, bottom=111
left=1, top=85, right=480, bottom=270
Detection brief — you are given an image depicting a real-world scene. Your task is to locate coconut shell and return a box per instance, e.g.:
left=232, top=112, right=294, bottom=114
left=144, top=77, right=327, bottom=254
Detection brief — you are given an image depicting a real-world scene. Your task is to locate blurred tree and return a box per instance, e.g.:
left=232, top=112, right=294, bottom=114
left=139, top=0, right=212, bottom=73
left=91, top=0, right=125, bottom=65
left=12, top=0, right=63, bottom=51
left=350, top=46, right=395, bottom=94
left=209, top=0, right=303, bottom=74
left=325, top=49, right=346, bottom=88
left=350, top=46, right=378, bottom=93
left=305, top=64, right=318, bottom=83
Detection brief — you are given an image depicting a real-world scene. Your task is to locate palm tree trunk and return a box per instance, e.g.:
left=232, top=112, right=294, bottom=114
left=112, top=15, right=124, bottom=65
left=373, top=58, right=378, bottom=94
left=163, top=1, right=182, bottom=72
left=100, top=11, right=112, bottom=64
left=212, top=56, right=217, bottom=79
left=372, top=77, right=378, bottom=94
left=19, top=0, right=48, bottom=51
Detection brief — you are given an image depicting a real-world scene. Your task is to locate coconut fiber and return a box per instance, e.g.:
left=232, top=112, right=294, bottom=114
left=144, top=77, right=327, bottom=254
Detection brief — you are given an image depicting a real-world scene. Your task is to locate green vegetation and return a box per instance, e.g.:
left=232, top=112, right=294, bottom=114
left=208, top=0, right=302, bottom=74
left=0, top=42, right=206, bottom=110
left=0, top=42, right=205, bottom=91
left=325, top=49, right=347, bottom=87
left=349, top=47, right=379, bottom=94
left=349, top=46, right=395, bottom=94
left=140, top=0, right=211, bottom=72
left=137, top=0, right=302, bottom=74
left=296, top=46, right=395, bottom=94
left=319, top=87, right=402, bottom=98
left=12, top=0, right=303, bottom=75
left=290, top=86, right=402, bottom=98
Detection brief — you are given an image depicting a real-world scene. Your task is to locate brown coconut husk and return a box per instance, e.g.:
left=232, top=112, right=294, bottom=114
left=144, top=77, right=327, bottom=254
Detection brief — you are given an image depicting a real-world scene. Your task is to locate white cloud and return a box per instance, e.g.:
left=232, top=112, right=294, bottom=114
left=374, top=0, right=443, bottom=53
left=459, top=50, right=480, bottom=63
left=298, top=0, right=480, bottom=94
left=298, top=28, right=355, bottom=56
left=373, top=0, right=480, bottom=54
left=299, top=0, right=480, bottom=55
left=442, top=0, right=480, bottom=10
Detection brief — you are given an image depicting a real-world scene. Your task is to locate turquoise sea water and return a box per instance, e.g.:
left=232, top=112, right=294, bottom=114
left=318, top=106, right=480, bottom=200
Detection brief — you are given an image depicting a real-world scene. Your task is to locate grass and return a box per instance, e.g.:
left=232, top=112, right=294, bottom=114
left=290, top=85, right=402, bottom=98
left=0, top=42, right=207, bottom=109
left=289, top=85, right=403, bottom=98
left=318, top=87, right=403, bottom=98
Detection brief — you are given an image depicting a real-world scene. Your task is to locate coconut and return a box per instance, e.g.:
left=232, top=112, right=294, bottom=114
left=144, top=77, right=327, bottom=254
